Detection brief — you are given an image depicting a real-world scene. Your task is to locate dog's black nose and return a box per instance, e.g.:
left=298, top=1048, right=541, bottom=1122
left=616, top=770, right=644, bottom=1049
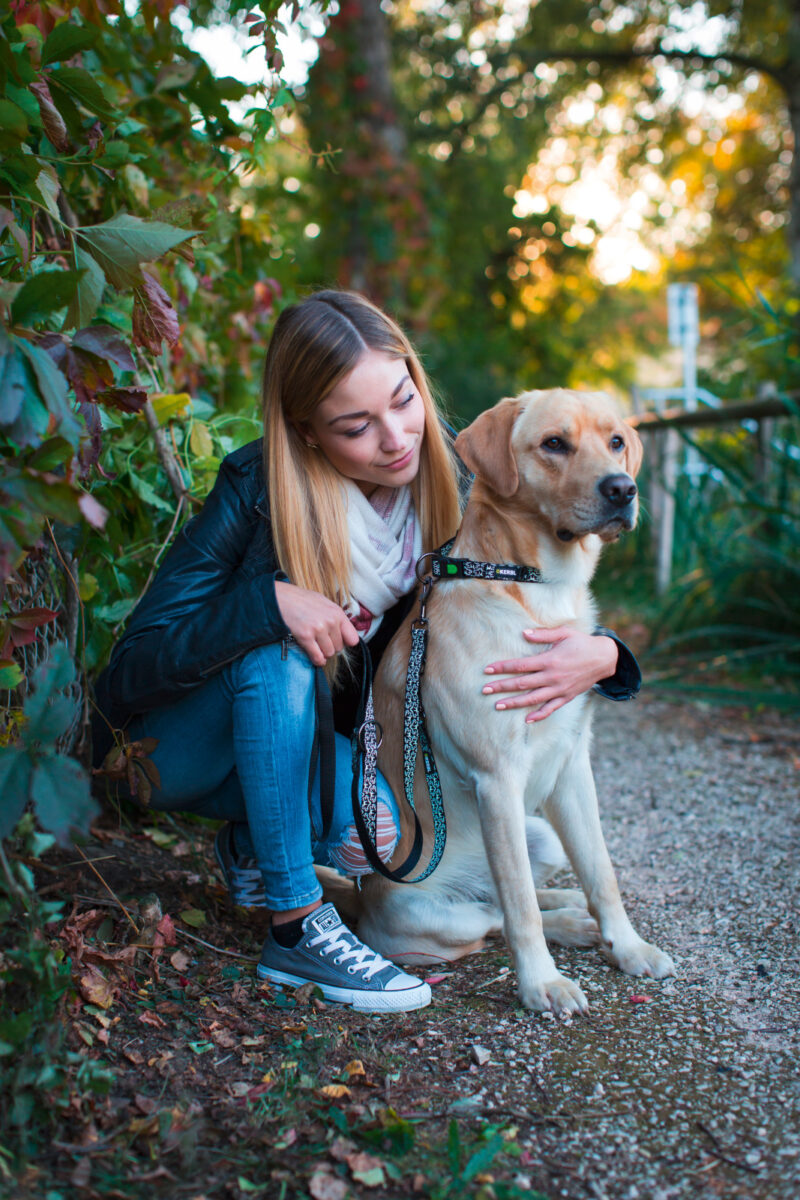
left=598, top=474, right=637, bottom=508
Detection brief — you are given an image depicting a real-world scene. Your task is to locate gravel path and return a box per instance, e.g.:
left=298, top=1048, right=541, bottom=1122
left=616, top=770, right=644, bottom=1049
left=449, top=694, right=800, bottom=1200
left=26, top=693, right=797, bottom=1200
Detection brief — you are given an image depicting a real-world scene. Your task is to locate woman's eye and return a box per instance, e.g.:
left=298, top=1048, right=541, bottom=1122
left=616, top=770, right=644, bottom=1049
left=610, top=435, right=625, bottom=451
left=397, top=392, right=415, bottom=408
left=343, top=424, right=369, bottom=439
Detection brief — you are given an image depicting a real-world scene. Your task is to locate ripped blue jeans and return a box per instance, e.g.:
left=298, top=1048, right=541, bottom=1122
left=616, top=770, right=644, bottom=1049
left=127, top=642, right=400, bottom=911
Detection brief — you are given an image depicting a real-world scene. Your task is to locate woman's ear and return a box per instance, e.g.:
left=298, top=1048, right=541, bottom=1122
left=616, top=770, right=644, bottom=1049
left=293, top=420, right=316, bottom=449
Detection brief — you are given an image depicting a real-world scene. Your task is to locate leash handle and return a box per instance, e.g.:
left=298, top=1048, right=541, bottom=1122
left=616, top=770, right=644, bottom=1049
left=349, top=638, right=432, bottom=883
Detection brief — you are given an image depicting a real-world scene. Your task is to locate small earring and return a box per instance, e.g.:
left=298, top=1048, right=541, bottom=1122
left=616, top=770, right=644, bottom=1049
left=306, top=440, right=319, bottom=450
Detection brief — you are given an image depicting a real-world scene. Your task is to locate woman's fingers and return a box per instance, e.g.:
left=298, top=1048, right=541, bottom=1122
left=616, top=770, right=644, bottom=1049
left=493, top=685, right=558, bottom=710
left=526, top=697, right=564, bottom=723
left=274, top=581, right=359, bottom=663
left=340, top=616, right=361, bottom=648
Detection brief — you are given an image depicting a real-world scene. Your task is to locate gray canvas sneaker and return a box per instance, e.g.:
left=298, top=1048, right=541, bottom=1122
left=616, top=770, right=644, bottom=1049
left=214, top=822, right=268, bottom=908
left=257, top=903, right=432, bottom=1012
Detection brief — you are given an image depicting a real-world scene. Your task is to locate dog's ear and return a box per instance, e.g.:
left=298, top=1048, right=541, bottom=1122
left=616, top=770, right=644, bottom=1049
left=455, top=397, right=522, bottom=497
left=623, top=421, right=643, bottom=479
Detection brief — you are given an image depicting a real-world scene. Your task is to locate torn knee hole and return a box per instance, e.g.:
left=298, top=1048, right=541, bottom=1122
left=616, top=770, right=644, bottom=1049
left=329, top=802, right=399, bottom=877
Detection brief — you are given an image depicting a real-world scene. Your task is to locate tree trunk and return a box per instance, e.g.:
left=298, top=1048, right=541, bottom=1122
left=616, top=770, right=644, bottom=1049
left=302, top=0, right=426, bottom=312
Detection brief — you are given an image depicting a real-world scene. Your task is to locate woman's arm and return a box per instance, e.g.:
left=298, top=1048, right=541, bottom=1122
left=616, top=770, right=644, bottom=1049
left=104, top=462, right=289, bottom=712
left=482, top=626, right=641, bottom=723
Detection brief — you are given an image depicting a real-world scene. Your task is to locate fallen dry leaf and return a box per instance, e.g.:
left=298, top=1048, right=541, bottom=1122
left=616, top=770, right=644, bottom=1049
left=138, top=1009, right=167, bottom=1029
left=329, top=1136, right=357, bottom=1162
left=346, top=1151, right=386, bottom=1187
left=169, top=949, right=191, bottom=972
left=319, top=1084, right=351, bottom=1100
left=343, top=1059, right=366, bottom=1078
left=77, top=963, right=117, bottom=1010
left=308, top=1170, right=348, bottom=1200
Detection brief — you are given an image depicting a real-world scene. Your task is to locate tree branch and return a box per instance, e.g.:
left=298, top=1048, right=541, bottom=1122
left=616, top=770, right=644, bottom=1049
left=438, top=39, right=790, bottom=153
left=493, top=42, right=791, bottom=91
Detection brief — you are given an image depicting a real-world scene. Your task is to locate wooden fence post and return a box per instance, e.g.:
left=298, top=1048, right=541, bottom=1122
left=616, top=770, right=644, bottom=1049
left=655, top=428, right=678, bottom=595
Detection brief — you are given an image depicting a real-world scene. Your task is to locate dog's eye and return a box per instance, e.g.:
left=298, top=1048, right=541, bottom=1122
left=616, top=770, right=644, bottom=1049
left=542, top=436, right=568, bottom=453
left=610, top=435, right=625, bottom=451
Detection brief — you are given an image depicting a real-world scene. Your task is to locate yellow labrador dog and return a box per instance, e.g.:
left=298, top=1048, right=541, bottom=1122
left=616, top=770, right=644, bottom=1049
left=357, top=388, right=675, bottom=1015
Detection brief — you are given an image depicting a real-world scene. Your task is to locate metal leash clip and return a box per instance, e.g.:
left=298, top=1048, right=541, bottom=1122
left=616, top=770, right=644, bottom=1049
left=357, top=718, right=383, bottom=751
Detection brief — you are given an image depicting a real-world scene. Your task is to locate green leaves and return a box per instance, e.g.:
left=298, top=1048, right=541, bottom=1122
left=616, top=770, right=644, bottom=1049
left=41, top=22, right=100, bottom=67
left=0, top=644, right=97, bottom=846
left=0, top=750, right=32, bottom=839
left=65, top=248, right=106, bottom=330
left=48, top=66, right=116, bottom=121
left=30, top=755, right=96, bottom=845
left=10, top=270, right=84, bottom=327
left=0, top=98, right=29, bottom=142
left=77, top=213, right=197, bottom=291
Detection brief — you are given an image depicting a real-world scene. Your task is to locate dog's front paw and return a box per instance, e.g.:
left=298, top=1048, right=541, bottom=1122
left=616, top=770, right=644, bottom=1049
left=518, top=973, right=589, bottom=1015
left=604, top=937, right=675, bottom=979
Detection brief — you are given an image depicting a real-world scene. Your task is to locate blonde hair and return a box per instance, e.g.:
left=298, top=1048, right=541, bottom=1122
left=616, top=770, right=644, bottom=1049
left=262, top=290, right=461, bottom=648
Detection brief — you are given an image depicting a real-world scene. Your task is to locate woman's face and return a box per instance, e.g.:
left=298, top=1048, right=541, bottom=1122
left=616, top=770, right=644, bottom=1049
left=301, top=349, right=426, bottom=495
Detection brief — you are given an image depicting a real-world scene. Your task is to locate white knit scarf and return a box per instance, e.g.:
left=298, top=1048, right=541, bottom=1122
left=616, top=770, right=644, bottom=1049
left=343, top=480, right=422, bottom=641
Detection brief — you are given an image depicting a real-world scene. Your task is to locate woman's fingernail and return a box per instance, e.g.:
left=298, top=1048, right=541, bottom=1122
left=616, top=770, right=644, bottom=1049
left=484, top=666, right=496, bottom=674
left=482, top=685, right=493, bottom=694
left=496, top=702, right=506, bottom=710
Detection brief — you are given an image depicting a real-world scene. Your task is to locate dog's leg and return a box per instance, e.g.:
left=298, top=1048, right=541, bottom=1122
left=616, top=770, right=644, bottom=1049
left=526, top=817, right=599, bottom=948
left=475, top=776, right=588, bottom=1014
left=358, top=891, right=500, bottom=965
left=545, top=744, right=675, bottom=979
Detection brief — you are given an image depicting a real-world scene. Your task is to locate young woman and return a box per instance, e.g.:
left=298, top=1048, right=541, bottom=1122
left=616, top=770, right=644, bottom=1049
left=92, top=290, right=639, bottom=1012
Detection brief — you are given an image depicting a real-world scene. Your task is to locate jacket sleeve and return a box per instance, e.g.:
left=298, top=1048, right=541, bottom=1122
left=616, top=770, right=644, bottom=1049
left=592, top=627, right=642, bottom=702
left=103, top=463, right=289, bottom=713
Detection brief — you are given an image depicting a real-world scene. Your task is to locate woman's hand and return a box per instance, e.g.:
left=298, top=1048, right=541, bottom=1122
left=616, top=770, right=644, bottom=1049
left=482, top=627, right=619, bottom=723
left=274, top=581, right=360, bottom=667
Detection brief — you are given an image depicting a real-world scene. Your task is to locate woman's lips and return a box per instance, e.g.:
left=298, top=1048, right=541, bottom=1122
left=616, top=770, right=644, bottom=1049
left=381, top=444, right=416, bottom=471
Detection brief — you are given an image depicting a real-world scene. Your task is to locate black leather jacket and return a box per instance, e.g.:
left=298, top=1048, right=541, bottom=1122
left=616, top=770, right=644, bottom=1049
left=92, top=438, right=640, bottom=763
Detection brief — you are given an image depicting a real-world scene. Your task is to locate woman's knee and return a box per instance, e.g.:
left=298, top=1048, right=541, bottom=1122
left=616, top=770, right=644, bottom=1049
left=328, top=800, right=400, bottom=877
left=234, top=641, right=316, bottom=712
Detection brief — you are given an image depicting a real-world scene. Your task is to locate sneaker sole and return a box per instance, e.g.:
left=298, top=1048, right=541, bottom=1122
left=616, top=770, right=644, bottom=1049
left=256, top=964, right=432, bottom=1012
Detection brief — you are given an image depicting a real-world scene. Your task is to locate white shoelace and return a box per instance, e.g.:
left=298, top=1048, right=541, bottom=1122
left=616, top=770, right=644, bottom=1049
left=309, top=928, right=394, bottom=981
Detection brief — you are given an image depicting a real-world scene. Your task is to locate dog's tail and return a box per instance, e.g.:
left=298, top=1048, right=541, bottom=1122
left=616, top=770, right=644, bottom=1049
left=313, top=866, right=363, bottom=924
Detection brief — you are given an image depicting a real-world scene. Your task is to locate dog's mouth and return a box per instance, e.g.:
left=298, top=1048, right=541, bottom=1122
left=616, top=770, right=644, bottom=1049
left=556, top=512, right=635, bottom=543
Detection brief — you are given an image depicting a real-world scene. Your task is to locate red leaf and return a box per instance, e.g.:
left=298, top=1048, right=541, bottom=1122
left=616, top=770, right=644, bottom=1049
left=132, top=270, right=179, bottom=355
left=154, top=913, right=176, bottom=947
left=73, top=325, right=136, bottom=371
left=8, top=606, right=60, bottom=633
left=96, top=385, right=148, bottom=413
left=30, top=77, right=71, bottom=152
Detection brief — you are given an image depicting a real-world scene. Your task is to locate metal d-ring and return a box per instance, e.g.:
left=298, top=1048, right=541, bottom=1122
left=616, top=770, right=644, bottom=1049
left=357, top=719, right=384, bottom=752
left=415, top=551, right=438, bottom=583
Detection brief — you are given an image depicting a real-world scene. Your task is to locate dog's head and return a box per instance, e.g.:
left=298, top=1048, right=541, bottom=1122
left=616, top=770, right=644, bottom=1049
left=455, top=388, right=643, bottom=544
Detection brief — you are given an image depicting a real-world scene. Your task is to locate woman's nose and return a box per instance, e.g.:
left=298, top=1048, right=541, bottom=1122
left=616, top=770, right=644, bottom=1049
left=380, top=418, right=406, bottom=451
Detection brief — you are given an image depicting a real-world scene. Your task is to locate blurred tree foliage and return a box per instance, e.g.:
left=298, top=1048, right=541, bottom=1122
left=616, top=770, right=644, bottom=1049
left=278, top=0, right=794, bottom=419
left=0, top=0, right=309, bottom=835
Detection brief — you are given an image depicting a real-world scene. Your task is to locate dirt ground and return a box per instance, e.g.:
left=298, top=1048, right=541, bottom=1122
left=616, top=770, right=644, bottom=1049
left=7, top=694, right=800, bottom=1200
